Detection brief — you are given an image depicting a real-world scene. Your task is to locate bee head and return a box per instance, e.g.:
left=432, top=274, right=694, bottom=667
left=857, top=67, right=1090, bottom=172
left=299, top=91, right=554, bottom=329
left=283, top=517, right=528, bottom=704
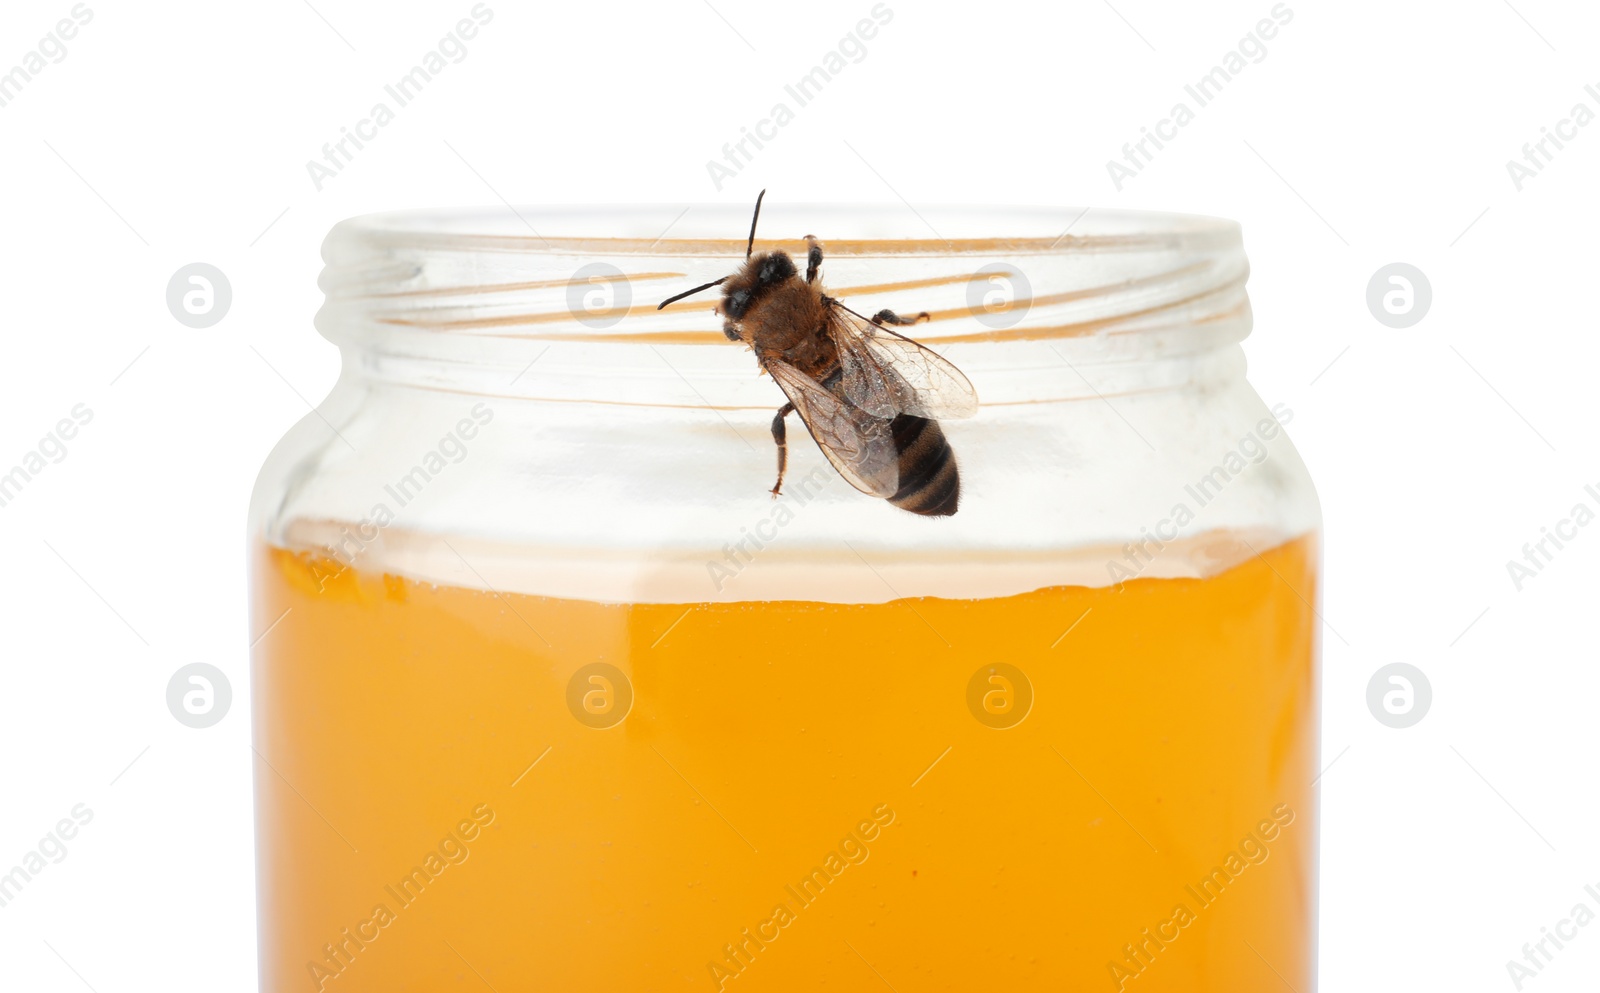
left=720, top=250, right=797, bottom=322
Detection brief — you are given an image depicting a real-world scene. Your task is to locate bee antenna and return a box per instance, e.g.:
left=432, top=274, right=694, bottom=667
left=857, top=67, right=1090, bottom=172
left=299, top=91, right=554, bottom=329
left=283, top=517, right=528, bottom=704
left=656, top=276, right=728, bottom=310
left=746, top=189, right=766, bottom=259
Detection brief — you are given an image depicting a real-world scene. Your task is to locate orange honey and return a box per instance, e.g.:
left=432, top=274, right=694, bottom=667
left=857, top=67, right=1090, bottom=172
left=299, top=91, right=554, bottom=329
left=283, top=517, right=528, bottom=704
left=251, top=534, right=1317, bottom=992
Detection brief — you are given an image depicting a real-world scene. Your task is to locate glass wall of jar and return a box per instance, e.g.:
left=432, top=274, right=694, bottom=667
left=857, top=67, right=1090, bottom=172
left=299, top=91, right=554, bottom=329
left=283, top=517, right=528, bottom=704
left=249, top=204, right=1321, bottom=993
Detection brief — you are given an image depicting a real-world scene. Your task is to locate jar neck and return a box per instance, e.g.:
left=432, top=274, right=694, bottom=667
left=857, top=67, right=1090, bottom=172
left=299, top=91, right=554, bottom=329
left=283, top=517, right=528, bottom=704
left=315, top=205, right=1252, bottom=406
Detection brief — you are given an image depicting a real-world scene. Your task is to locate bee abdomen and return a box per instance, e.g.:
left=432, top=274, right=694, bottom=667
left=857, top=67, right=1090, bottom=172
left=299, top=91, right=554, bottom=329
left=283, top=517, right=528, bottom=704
left=888, top=414, right=960, bottom=517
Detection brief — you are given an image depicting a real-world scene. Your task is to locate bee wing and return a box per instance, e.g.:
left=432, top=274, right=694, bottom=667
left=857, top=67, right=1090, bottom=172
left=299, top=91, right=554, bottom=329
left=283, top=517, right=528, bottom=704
left=766, top=358, right=899, bottom=499
left=828, top=303, right=980, bottom=420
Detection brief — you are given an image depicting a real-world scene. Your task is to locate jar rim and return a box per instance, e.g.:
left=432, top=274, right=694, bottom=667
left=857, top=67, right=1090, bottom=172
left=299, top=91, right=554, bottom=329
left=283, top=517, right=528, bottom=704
left=326, top=202, right=1241, bottom=257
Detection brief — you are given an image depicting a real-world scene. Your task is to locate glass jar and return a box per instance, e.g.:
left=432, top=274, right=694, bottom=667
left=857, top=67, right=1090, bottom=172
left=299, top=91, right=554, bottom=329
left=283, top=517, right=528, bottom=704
left=248, top=203, right=1320, bottom=993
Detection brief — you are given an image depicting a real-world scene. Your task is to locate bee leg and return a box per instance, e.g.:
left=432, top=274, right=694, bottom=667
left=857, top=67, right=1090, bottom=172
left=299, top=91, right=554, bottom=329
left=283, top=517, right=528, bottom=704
left=803, top=236, right=823, bottom=284
left=769, top=402, right=795, bottom=497
left=871, top=308, right=930, bottom=326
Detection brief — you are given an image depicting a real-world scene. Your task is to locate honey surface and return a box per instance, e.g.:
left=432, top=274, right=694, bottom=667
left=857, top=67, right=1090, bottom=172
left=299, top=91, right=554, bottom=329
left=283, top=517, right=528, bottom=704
left=252, top=535, right=1318, bottom=992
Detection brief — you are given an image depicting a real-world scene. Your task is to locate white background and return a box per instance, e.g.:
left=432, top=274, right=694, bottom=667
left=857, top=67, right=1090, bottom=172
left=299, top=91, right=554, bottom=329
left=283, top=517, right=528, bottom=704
left=1, top=1, right=1597, bottom=990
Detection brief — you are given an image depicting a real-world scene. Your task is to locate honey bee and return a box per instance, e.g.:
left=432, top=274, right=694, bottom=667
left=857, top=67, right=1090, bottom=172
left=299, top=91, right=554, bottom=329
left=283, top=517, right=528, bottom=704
left=658, top=192, right=979, bottom=516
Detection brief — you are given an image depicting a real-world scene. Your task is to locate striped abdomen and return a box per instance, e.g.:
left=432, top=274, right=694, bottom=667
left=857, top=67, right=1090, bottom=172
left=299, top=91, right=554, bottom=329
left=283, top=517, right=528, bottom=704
left=888, top=414, right=960, bottom=517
